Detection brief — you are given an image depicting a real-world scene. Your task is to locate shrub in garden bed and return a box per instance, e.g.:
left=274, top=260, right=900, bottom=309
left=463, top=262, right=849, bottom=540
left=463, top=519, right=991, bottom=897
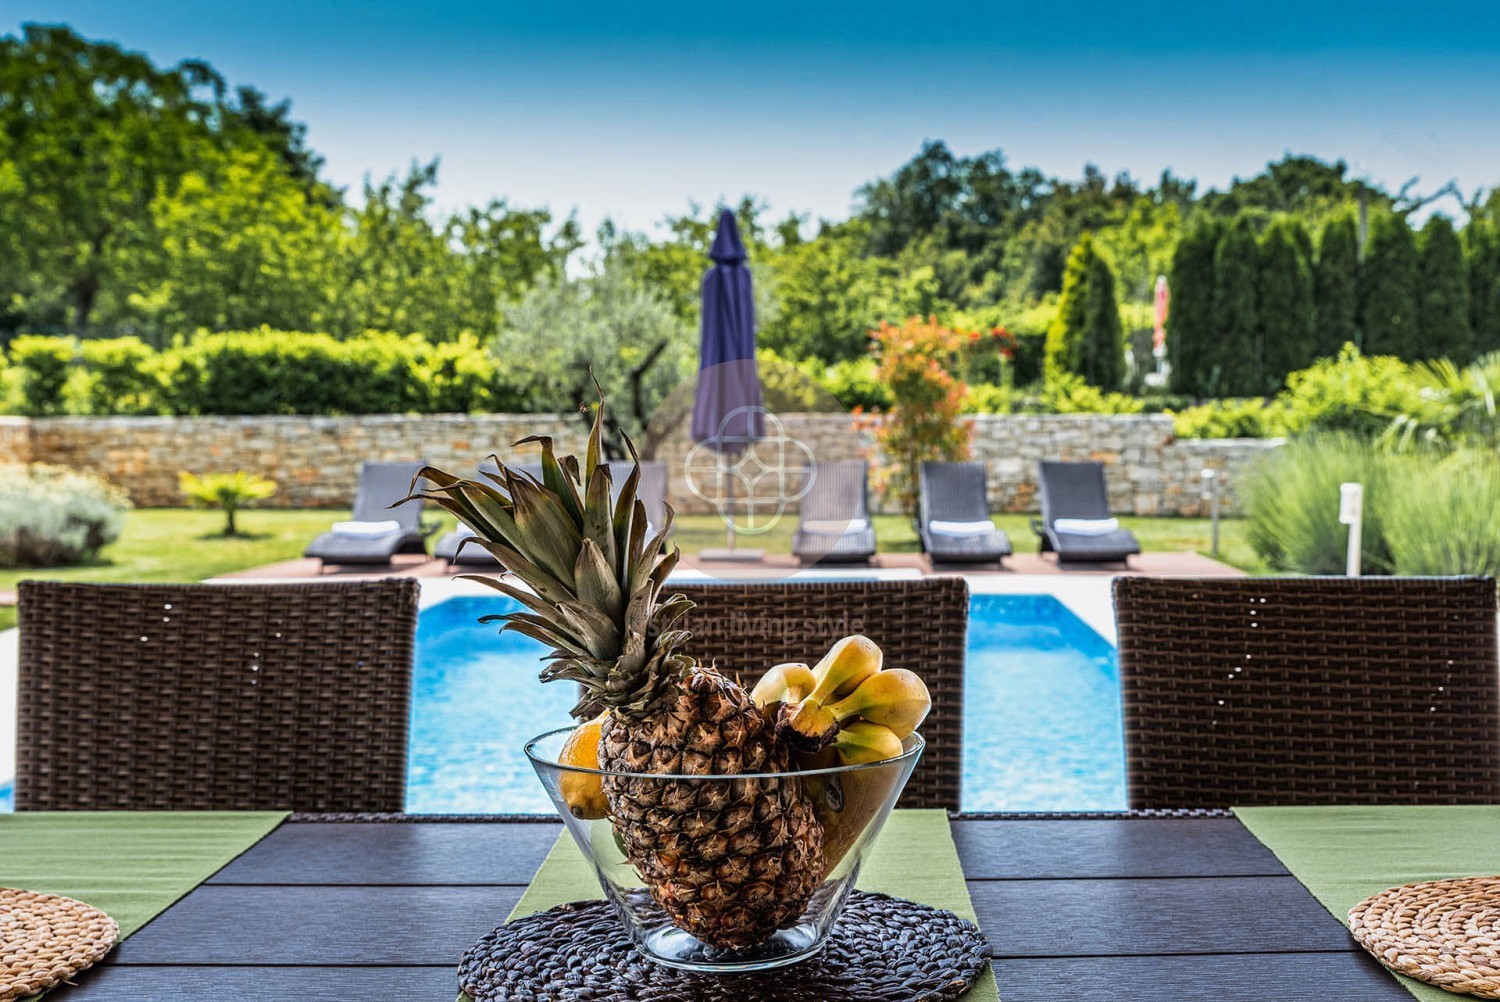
left=0, top=464, right=130, bottom=567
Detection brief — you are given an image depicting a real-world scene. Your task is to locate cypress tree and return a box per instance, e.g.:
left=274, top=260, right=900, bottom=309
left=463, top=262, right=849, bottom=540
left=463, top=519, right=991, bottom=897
left=1359, top=211, right=1421, bottom=357
left=1168, top=216, right=1224, bottom=398
left=1045, top=237, right=1091, bottom=385
left=1314, top=212, right=1360, bottom=356
left=1081, top=248, right=1125, bottom=390
left=1045, top=234, right=1124, bottom=390
left=1257, top=217, right=1316, bottom=391
left=1467, top=220, right=1500, bottom=356
left=1416, top=215, right=1472, bottom=362
left=1212, top=213, right=1261, bottom=395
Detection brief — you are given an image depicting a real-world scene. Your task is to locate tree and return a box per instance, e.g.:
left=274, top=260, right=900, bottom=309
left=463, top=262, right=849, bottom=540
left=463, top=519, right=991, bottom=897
left=1257, top=217, right=1316, bottom=390
left=493, top=259, right=694, bottom=456
left=1359, top=211, right=1421, bottom=357
left=1417, top=215, right=1472, bottom=362
left=1045, top=234, right=1124, bottom=390
left=1167, top=216, right=1224, bottom=397
left=178, top=470, right=278, bottom=536
left=1212, top=214, right=1261, bottom=395
left=1314, top=212, right=1360, bottom=355
left=757, top=228, right=883, bottom=363
left=0, top=26, right=225, bottom=329
left=1469, top=208, right=1500, bottom=356
left=121, top=146, right=344, bottom=334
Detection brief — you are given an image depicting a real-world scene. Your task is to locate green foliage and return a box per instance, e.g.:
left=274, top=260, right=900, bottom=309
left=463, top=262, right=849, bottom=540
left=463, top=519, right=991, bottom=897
left=75, top=337, right=163, bottom=415
left=1045, top=234, right=1124, bottom=389
left=0, top=463, right=130, bottom=567
left=10, top=335, right=76, bottom=415
left=1384, top=351, right=1500, bottom=450
left=179, top=470, right=277, bottom=535
left=161, top=329, right=425, bottom=415
left=1211, top=214, right=1261, bottom=395
left=493, top=259, right=694, bottom=454
left=1313, top=212, right=1360, bottom=356
left=1170, top=398, right=1284, bottom=439
left=1257, top=217, right=1316, bottom=390
left=1276, top=344, right=1421, bottom=437
left=1038, top=373, right=1144, bottom=414
left=1359, top=211, right=1420, bottom=356
left=1468, top=210, right=1500, bottom=356
left=757, top=228, right=884, bottom=363
left=1383, top=450, right=1500, bottom=576
left=1167, top=216, right=1224, bottom=397
left=820, top=356, right=891, bottom=410
left=1243, top=434, right=1394, bottom=574
left=864, top=317, right=973, bottom=515
left=1417, top=215, right=1471, bottom=362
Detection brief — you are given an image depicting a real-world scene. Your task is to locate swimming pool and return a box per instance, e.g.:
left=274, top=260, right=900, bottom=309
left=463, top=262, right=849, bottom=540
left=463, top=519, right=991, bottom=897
left=0, top=591, right=1126, bottom=814
left=407, top=593, right=1125, bottom=814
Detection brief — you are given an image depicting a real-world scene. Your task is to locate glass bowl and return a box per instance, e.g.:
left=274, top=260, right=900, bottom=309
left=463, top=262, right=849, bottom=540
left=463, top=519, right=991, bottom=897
left=525, top=727, right=923, bottom=972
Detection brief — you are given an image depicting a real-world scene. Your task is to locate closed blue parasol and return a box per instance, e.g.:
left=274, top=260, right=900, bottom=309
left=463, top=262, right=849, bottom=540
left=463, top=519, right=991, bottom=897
left=692, top=210, right=764, bottom=446
left=691, top=210, right=764, bottom=559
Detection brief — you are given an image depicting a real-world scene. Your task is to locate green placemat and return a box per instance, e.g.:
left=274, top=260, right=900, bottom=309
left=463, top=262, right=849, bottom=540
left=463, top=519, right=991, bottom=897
left=0, top=811, right=288, bottom=938
left=1235, top=805, right=1500, bottom=1002
left=461, top=809, right=996, bottom=1001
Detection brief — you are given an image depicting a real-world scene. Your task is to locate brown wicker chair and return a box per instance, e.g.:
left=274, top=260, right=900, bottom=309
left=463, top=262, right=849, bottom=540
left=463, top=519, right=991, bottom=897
left=17, top=579, right=419, bottom=812
left=1113, top=576, right=1500, bottom=809
left=673, top=578, right=968, bottom=810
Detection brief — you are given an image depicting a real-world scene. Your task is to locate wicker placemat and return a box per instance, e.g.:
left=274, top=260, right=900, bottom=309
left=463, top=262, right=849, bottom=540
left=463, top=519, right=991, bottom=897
left=1349, top=876, right=1500, bottom=999
left=459, top=890, right=989, bottom=1001
left=1, top=887, right=119, bottom=1001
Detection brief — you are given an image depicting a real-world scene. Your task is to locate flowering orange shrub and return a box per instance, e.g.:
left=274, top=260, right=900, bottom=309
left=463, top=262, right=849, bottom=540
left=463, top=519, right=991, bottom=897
left=857, top=316, right=974, bottom=516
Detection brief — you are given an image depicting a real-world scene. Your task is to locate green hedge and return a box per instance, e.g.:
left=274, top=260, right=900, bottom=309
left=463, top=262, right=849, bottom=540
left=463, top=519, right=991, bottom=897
left=1, top=329, right=526, bottom=416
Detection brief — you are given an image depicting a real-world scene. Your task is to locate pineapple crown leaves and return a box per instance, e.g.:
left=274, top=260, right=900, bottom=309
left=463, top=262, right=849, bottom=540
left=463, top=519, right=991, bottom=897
left=401, top=400, right=695, bottom=719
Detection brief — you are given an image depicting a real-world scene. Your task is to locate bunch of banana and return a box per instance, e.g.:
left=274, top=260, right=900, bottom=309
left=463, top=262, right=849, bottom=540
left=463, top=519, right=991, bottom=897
left=751, top=635, right=931, bottom=875
left=751, top=635, right=931, bottom=761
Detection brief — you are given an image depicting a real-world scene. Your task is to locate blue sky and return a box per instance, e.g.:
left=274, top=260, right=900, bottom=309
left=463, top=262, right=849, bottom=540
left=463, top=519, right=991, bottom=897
left=10, top=2, right=1500, bottom=236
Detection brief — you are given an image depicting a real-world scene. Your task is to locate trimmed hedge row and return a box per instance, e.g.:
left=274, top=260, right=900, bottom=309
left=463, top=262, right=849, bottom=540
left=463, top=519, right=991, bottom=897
left=3, top=329, right=528, bottom=416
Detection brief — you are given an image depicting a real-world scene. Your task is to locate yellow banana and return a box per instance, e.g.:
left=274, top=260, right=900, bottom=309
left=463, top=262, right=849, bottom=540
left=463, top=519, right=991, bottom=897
left=827, top=668, right=932, bottom=739
left=831, top=720, right=905, bottom=764
left=557, top=712, right=610, bottom=820
left=750, top=662, right=816, bottom=710
left=806, top=635, right=883, bottom=703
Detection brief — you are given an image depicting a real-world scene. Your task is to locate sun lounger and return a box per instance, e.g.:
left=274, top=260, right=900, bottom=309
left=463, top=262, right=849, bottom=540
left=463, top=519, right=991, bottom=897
left=792, top=460, right=877, bottom=564
left=1033, top=460, right=1140, bottom=564
left=918, top=461, right=1011, bottom=565
left=304, top=461, right=431, bottom=567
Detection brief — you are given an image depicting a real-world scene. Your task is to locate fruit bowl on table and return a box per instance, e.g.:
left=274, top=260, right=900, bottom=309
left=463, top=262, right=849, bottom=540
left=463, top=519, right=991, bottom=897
left=526, top=727, right=923, bottom=972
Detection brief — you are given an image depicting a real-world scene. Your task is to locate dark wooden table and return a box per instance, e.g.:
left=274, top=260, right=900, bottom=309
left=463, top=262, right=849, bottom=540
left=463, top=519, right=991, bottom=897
left=55, top=813, right=1410, bottom=1000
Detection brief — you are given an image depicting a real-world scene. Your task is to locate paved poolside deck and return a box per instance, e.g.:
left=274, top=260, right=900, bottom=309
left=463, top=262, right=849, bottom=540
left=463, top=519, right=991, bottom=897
left=218, top=548, right=1242, bottom=582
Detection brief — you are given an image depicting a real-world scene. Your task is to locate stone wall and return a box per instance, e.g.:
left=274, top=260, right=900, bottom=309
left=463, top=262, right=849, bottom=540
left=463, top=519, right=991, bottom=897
left=12, top=412, right=1282, bottom=516
left=0, top=418, right=31, bottom=465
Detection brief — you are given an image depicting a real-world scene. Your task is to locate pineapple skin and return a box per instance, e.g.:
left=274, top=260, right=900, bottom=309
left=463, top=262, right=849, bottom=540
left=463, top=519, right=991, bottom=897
left=600, top=665, right=825, bottom=949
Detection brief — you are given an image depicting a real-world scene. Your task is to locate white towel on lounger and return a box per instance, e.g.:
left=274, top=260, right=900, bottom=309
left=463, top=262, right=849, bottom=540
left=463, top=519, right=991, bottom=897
left=331, top=519, right=402, bottom=537
left=929, top=519, right=996, bottom=537
left=803, top=518, right=869, bottom=533
left=1053, top=517, right=1119, bottom=536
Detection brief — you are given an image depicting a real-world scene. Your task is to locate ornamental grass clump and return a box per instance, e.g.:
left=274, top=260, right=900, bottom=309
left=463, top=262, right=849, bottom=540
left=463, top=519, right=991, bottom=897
left=0, top=464, right=130, bottom=567
left=1383, top=450, right=1500, bottom=577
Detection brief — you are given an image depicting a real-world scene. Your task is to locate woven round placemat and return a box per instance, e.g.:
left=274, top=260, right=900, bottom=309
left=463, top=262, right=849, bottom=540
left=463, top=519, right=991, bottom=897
left=459, top=890, right=989, bottom=1001
left=1, top=887, right=119, bottom=1001
left=1349, top=876, right=1500, bottom=998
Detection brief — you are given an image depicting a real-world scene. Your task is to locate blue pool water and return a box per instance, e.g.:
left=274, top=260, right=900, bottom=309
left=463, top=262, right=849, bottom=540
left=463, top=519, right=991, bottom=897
left=407, top=593, right=1125, bottom=813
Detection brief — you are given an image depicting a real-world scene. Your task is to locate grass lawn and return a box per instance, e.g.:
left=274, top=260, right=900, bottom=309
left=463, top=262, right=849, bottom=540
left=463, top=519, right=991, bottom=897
left=0, top=508, right=1260, bottom=632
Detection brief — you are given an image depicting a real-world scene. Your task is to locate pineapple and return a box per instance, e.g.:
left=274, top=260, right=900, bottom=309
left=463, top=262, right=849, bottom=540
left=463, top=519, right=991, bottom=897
left=410, top=404, right=823, bottom=949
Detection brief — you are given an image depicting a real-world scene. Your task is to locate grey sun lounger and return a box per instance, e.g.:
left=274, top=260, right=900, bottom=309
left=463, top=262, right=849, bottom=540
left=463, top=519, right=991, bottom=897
left=792, top=460, right=877, bottom=565
left=305, top=460, right=432, bottom=568
left=1033, top=460, right=1140, bottom=564
left=918, top=461, right=1011, bottom=565
left=435, top=460, right=670, bottom=566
